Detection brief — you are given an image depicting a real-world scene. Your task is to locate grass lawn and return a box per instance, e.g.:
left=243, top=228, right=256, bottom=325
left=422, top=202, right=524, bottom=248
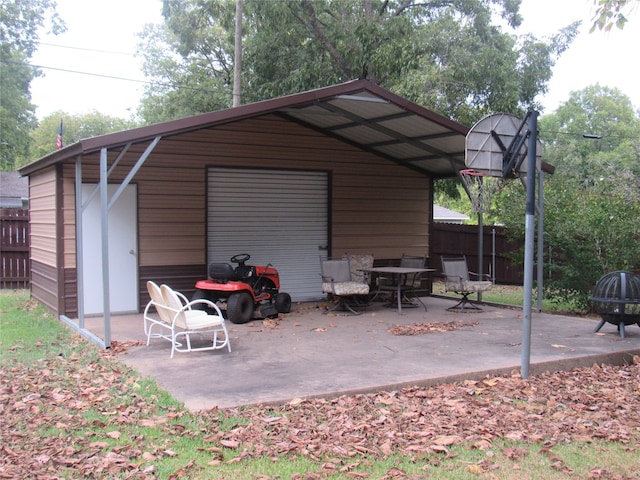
left=1, top=289, right=638, bottom=479
left=431, top=281, right=583, bottom=314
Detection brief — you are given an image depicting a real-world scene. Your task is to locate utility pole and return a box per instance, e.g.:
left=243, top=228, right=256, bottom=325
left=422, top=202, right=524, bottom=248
left=233, top=0, right=243, bottom=107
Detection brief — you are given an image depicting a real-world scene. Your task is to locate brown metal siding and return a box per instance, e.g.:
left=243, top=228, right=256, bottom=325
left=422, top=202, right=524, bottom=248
left=29, top=169, right=58, bottom=267
left=58, top=114, right=431, bottom=312
left=28, top=168, right=59, bottom=314
left=139, top=264, right=205, bottom=306
left=30, top=261, right=58, bottom=313
left=62, top=267, right=77, bottom=317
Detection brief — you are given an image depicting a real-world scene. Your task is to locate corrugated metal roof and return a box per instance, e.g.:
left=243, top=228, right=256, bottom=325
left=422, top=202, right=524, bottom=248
left=20, top=79, right=468, bottom=178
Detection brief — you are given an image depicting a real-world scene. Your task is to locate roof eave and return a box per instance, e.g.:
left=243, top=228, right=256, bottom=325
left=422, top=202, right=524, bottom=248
left=19, top=79, right=470, bottom=177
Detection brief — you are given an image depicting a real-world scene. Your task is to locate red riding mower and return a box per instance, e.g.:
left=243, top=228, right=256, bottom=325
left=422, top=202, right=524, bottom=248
left=193, top=253, right=292, bottom=324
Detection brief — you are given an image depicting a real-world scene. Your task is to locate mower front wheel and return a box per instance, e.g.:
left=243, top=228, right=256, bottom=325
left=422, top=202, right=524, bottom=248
left=227, top=292, right=254, bottom=324
left=275, top=293, right=292, bottom=313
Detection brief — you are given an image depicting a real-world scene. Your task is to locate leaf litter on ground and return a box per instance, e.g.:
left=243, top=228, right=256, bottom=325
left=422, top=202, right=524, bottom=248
left=1, top=333, right=639, bottom=479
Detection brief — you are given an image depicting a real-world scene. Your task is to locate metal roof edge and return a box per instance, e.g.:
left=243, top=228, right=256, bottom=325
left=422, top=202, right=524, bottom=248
left=18, top=143, right=83, bottom=176
left=19, top=79, right=470, bottom=176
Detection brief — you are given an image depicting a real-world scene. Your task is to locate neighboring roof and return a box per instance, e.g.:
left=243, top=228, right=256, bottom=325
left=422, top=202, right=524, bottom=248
left=19, top=79, right=469, bottom=178
left=433, top=204, right=470, bottom=223
left=0, top=172, right=29, bottom=208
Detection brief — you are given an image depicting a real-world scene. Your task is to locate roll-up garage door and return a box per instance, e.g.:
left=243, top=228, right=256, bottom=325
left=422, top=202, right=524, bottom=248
left=208, top=167, right=328, bottom=301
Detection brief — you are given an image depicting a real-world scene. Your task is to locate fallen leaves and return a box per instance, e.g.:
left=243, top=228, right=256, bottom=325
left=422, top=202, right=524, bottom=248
left=206, top=362, right=640, bottom=470
left=262, top=318, right=280, bottom=329
left=1, top=339, right=640, bottom=478
left=387, top=321, right=479, bottom=335
left=100, top=340, right=144, bottom=357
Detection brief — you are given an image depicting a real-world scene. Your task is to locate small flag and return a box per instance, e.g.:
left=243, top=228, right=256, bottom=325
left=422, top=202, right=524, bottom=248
left=56, top=119, right=63, bottom=149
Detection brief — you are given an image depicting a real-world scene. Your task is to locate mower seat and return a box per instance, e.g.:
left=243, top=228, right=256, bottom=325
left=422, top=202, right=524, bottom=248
left=208, top=263, right=237, bottom=283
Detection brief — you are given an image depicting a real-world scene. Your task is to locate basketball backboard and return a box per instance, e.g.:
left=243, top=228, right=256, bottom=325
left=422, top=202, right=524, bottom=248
left=465, top=113, right=542, bottom=178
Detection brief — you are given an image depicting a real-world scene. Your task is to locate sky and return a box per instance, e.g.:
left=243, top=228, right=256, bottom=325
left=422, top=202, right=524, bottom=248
left=29, top=0, right=640, bottom=121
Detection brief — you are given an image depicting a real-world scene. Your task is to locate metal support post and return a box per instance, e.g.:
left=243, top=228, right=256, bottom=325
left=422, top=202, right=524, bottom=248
left=536, top=171, right=545, bottom=312
left=521, top=110, right=538, bottom=379
left=100, top=148, right=111, bottom=348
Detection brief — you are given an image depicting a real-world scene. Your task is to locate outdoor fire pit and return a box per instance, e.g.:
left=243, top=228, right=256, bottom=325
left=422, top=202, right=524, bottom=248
left=592, top=270, right=640, bottom=338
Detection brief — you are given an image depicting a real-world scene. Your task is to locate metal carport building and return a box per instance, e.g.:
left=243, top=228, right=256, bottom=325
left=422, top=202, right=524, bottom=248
left=19, top=79, right=468, bottom=347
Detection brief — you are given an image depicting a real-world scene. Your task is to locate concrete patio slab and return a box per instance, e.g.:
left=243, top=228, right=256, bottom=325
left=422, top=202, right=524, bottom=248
left=85, top=296, right=640, bottom=411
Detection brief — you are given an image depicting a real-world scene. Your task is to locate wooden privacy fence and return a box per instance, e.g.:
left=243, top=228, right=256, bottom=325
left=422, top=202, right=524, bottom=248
left=1, top=209, right=30, bottom=289
left=431, top=223, right=523, bottom=284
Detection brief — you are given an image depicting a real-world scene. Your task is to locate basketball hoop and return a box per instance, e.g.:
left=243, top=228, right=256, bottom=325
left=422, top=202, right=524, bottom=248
left=465, top=112, right=542, bottom=178
left=459, top=169, right=503, bottom=213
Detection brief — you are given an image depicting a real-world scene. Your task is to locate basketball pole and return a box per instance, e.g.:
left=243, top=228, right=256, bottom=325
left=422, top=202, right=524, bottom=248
left=521, top=110, right=538, bottom=379
left=477, top=176, right=483, bottom=302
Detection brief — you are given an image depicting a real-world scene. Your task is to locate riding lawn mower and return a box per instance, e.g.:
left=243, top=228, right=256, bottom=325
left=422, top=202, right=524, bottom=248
left=192, top=254, right=292, bottom=324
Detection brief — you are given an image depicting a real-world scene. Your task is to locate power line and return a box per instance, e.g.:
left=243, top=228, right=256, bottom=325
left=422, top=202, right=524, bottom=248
left=1, top=59, right=215, bottom=94
left=16, top=61, right=148, bottom=84
left=36, top=41, right=135, bottom=57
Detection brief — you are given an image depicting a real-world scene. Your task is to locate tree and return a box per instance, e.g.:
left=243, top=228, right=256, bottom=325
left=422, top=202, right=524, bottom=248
left=137, top=0, right=578, bottom=126
left=27, top=111, right=138, bottom=165
left=0, top=0, right=65, bottom=171
left=495, top=85, right=640, bottom=310
left=590, top=0, right=639, bottom=31
left=137, top=2, right=235, bottom=123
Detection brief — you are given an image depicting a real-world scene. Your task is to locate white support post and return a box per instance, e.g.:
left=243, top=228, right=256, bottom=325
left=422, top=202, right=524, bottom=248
left=100, top=148, right=111, bottom=348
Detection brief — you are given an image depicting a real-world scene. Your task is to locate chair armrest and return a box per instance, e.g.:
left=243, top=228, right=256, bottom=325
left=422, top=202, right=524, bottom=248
left=320, top=274, right=337, bottom=294
left=320, top=274, right=336, bottom=284
left=186, top=298, right=224, bottom=316
left=175, top=290, right=190, bottom=305
left=468, top=271, right=491, bottom=281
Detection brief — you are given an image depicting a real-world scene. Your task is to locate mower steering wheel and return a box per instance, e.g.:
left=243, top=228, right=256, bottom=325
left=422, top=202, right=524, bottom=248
left=230, top=253, right=251, bottom=266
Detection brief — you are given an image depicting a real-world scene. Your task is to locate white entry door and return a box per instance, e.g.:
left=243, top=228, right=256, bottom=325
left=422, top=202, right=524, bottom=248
left=81, top=184, right=138, bottom=315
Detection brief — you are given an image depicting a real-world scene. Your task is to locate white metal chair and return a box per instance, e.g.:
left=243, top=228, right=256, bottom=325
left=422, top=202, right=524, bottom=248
left=320, top=257, right=370, bottom=315
left=144, top=281, right=231, bottom=357
left=441, top=256, right=492, bottom=311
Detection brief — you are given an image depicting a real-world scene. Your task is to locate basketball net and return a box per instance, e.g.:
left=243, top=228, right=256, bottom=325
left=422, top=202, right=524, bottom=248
left=459, top=169, right=503, bottom=213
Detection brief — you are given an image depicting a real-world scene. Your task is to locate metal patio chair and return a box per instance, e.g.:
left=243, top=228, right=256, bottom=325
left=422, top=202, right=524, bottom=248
left=320, top=257, right=370, bottom=315
left=441, top=256, right=492, bottom=312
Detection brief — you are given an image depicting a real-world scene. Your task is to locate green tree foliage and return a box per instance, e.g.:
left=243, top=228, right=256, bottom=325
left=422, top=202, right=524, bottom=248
left=590, top=0, right=639, bottom=31
left=137, top=0, right=578, bottom=126
left=0, top=0, right=65, bottom=171
left=495, top=85, right=640, bottom=310
left=26, top=111, right=138, bottom=165
left=137, top=9, right=234, bottom=124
